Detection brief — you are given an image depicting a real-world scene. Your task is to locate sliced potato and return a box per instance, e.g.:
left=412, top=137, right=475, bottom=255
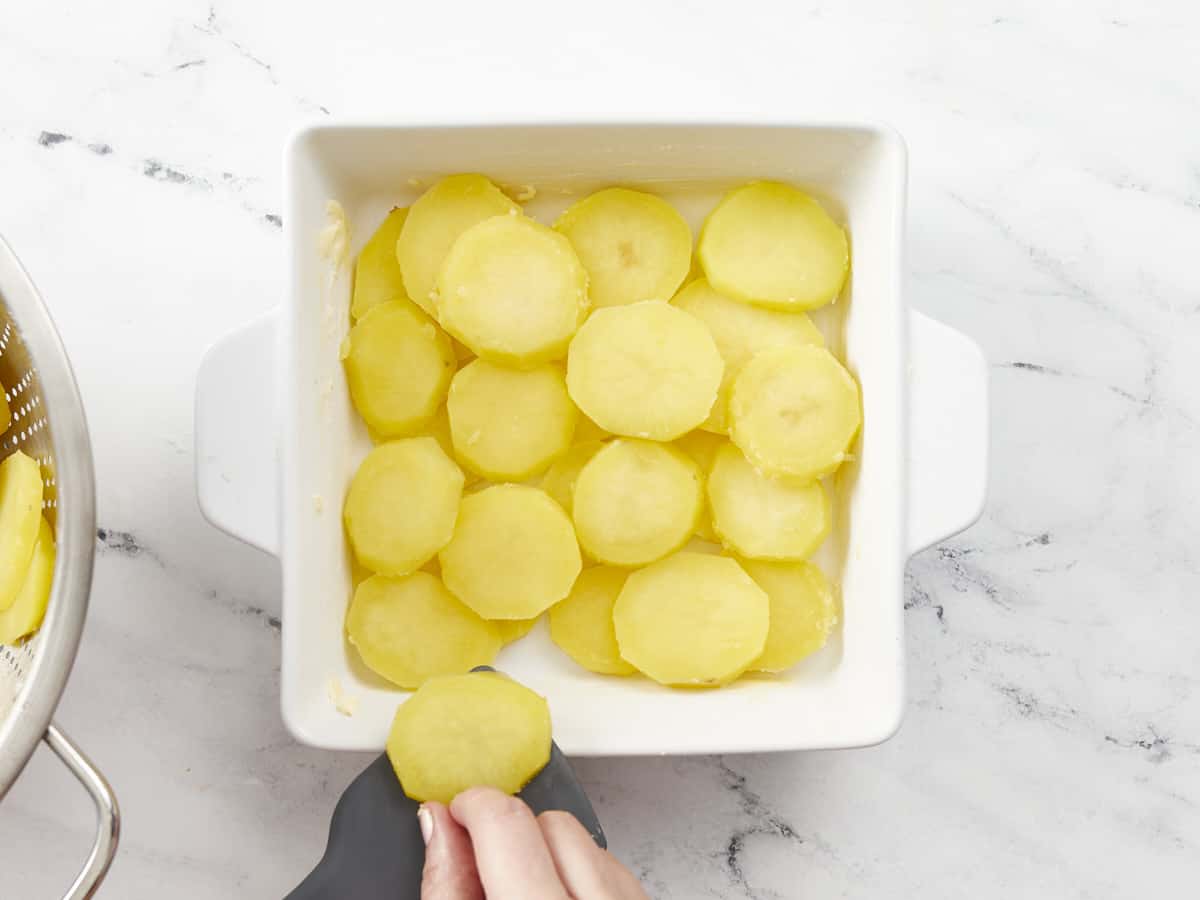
left=548, top=566, right=635, bottom=675
left=351, top=207, right=409, bottom=321
left=397, top=174, right=519, bottom=315
left=698, top=181, right=848, bottom=310
left=387, top=671, right=551, bottom=803
left=0, top=388, right=10, bottom=434
left=494, top=616, right=539, bottom=645
left=729, top=345, right=861, bottom=480
left=673, top=278, right=825, bottom=433
left=674, top=429, right=725, bottom=542
left=554, top=187, right=691, bottom=308
left=741, top=559, right=837, bottom=672
left=708, top=443, right=830, bottom=560
left=347, top=572, right=501, bottom=688
left=344, top=300, right=456, bottom=438
left=437, top=214, right=589, bottom=367
left=573, top=439, right=701, bottom=566
left=0, top=516, right=54, bottom=644
left=0, top=450, right=44, bottom=612
left=439, top=484, right=581, bottom=619
left=422, top=404, right=454, bottom=458
left=448, top=360, right=577, bottom=481
left=566, top=300, right=723, bottom=440
left=344, top=438, right=465, bottom=575
left=540, top=439, right=606, bottom=513
left=573, top=414, right=610, bottom=444
left=613, top=552, right=768, bottom=686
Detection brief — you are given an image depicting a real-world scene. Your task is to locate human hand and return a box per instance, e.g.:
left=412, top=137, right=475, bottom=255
left=418, top=786, right=649, bottom=899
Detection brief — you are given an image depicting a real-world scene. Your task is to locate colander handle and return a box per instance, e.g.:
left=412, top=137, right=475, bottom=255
left=44, top=723, right=119, bottom=899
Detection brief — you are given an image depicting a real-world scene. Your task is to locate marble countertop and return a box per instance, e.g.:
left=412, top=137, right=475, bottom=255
left=1, top=1, right=1197, bottom=896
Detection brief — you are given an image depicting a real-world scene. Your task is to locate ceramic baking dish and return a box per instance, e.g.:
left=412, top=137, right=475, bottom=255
left=195, top=120, right=987, bottom=756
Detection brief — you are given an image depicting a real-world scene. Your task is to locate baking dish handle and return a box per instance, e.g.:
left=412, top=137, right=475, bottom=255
left=906, top=310, right=989, bottom=556
left=195, top=310, right=280, bottom=556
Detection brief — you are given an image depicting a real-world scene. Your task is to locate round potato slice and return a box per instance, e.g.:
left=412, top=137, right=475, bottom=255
left=344, top=300, right=456, bottom=438
left=549, top=566, right=635, bottom=675
left=448, top=360, right=577, bottom=481
left=0, top=516, right=55, bottom=644
left=708, top=443, right=830, bottom=560
left=554, top=187, right=691, bottom=308
left=397, top=174, right=519, bottom=314
left=387, top=671, right=551, bottom=804
left=437, top=214, right=589, bottom=367
left=614, top=552, right=769, bottom=686
left=347, top=572, right=501, bottom=688
left=540, top=439, right=606, bottom=514
left=573, top=439, right=702, bottom=566
left=674, top=429, right=725, bottom=542
left=493, top=616, right=540, bottom=646
left=0, top=450, right=44, bottom=613
left=730, top=345, right=861, bottom=480
left=439, top=484, right=582, bottom=619
left=344, top=438, right=465, bottom=575
left=698, top=181, right=848, bottom=310
left=673, top=278, right=825, bottom=433
left=566, top=301, right=723, bottom=440
left=351, top=207, right=410, bottom=321
left=741, top=559, right=837, bottom=672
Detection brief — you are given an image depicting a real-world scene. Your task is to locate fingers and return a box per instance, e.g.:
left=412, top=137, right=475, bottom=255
left=449, top=787, right=569, bottom=900
left=418, top=801, right=484, bottom=900
left=537, top=810, right=650, bottom=900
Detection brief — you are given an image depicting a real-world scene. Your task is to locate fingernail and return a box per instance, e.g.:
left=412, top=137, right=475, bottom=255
left=418, top=805, right=434, bottom=846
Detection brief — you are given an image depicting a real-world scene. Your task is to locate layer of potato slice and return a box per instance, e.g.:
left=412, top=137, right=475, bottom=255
left=540, top=439, right=606, bottom=514
left=344, top=300, right=455, bottom=438
left=0, top=516, right=54, bottom=644
left=673, top=278, right=825, bottom=433
left=347, top=572, right=501, bottom=688
left=0, top=388, right=10, bottom=434
left=741, top=559, right=837, bottom=672
left=554, top=187, right=691, bottom=308
left=351, top=207, right=410, bottom=321
left=439, top=484, right=581, bottom=619
left=698, top=181, right=848, bottom=310
left=548, top=566, right=635, bottom=675
left=708, top=443, right=830, bottom=560
left=0, top=450, right=44, bottom=612
left=387, top=671, right=552, bottom=803
left=572, top=439, right=701, bottom=566
left=613, top=552, right=768, bottom=686
left=566, top=300, right=723, bottom=441
left=493, top=616, right=540, bottom=645
left=437, top=214, right=589, bottom=367
left=730, top=345, right=861, bottom=480
left=344, top=438, right=465, bottom=575
left=673, top=429, right=724, bottom=542
left=397, top=174, right=519, bottom=314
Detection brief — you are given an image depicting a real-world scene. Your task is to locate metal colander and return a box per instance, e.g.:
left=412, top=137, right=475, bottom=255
left=0, top=236, right=118, bottom=898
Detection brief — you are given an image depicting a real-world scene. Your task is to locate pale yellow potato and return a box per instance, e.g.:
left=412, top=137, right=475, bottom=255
left=351, top=207, right=410, bottom=321
left=347, top=572, right=501, bottom=688
left=0, top=450, right=43, bottom=613
left=554, top=187, right=691, bottom=308
left=698, top=181, right=848, bottom=310
left=613, top=552, right=768, bottom=686
left=741, top=559, right=837, bottom=672
left=673, top=277, right=825, bottom=433
left=0, top=516, right=54, bottom=644
left=397, top=174, right=519, bottom=314
left=437, top=214, right=589, bottom=367
left=387, top=671, right=551, bottom=804
left=344, top=438, right=465, bottom=575
left=729, top=345, right=861, bottom=480
left=493, top=616, right=540, bottom=645
left=439, top=484, right=582, bottom=619
left=344, top=300, right=456, bottom=438
left=673, top=429, right=725, bottom=542
left=566, top=301, right=723, bottom=441
left=448, top=360, right=577, bottom=481
left=708, top=443, right=830, bottom=560
left=573, top=414, right=610, bottom=443
left=540, top=439, right=606, bottom=514
left=573, top=439, right=701, bottom=566
left=548, top=566, right=635, bottom=675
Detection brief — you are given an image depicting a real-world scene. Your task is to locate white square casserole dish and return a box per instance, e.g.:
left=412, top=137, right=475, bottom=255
left=195, top=121, right=988, bottom=755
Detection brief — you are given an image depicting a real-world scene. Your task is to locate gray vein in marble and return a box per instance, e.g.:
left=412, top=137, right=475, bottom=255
left=96, top=527, right=165, bottom=567
left=715, top=759, right=803, bottom=899
left=209, top=589, right=282, bottom=633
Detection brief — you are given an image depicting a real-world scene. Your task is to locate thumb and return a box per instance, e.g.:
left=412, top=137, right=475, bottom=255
left=419, top=802, right=484, bottom=900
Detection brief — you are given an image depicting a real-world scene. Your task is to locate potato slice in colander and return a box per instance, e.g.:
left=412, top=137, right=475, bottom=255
left=346, top=572, right=501, bottom=689
left=397, top=174, right=519, bottom=315
left=554, top=187, right=692, bottom=309
left=673, top=429, right=725, bottom=542
left=350, top=207, right=410, bottom=322
left=540, top=439, right=606, bottom=514
left=0, top=450, right=43, bottom=613
left=0, top=387, right=10, bottom=434
left=549, top=566, right=635, bottom=676
left=0, top=516, right=54, bottom=643
left=741, top=559, right=838, bottom=673
left=387, top=671, right=551, bottom=804
left=492, top=615, right=540, bottom=646
left=344, top=437, right=465, bottom=576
